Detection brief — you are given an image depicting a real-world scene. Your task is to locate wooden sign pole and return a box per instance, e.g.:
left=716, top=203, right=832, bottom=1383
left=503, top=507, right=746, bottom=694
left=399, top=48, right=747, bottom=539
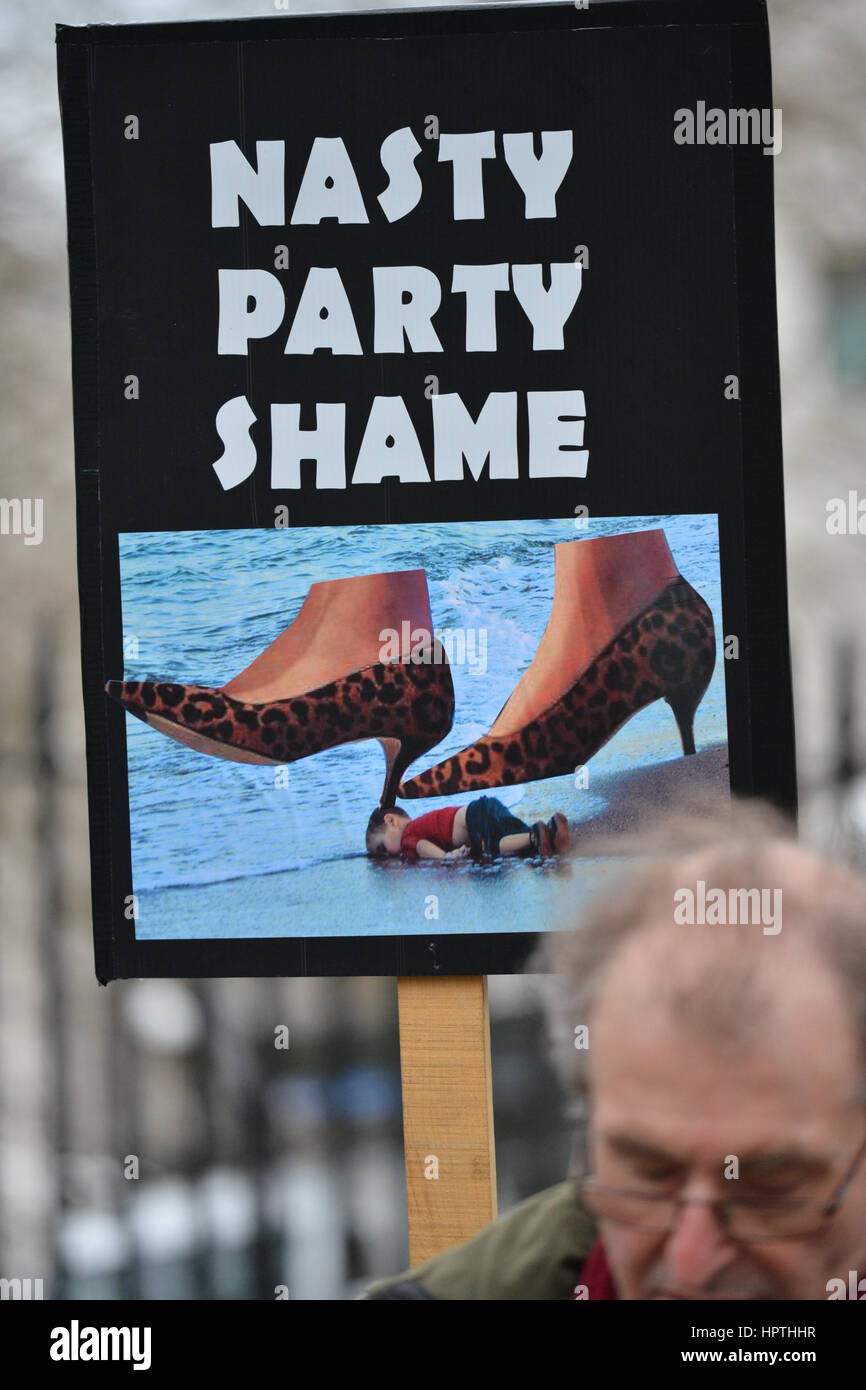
left=397, top=975, right=498, bottom=1267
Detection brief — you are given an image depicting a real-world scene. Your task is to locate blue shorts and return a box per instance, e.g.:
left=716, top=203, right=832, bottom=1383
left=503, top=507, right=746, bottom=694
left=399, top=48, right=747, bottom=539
left=465, top=796, right=530, bottom=858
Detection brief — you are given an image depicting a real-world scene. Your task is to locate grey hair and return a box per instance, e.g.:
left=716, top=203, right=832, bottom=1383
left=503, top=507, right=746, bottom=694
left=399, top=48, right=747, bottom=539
left=537, top=792, right=866, bottom=1160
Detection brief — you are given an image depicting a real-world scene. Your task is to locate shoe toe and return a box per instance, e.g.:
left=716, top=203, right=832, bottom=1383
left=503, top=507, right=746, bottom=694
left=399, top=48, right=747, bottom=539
left=105, top=679, right=192, bottom=723
left=105, top=678, right=149, bottom=720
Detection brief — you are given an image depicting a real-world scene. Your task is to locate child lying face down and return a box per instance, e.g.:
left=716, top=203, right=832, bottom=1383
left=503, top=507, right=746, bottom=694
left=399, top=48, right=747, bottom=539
left=366, top=795, right=569, bottom=861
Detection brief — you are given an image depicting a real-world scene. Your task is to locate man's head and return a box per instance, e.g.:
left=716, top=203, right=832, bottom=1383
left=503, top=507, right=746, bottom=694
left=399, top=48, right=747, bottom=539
left=366, top=806, right=410, bottom=858
left=549, top=797, right=866, bottom=1300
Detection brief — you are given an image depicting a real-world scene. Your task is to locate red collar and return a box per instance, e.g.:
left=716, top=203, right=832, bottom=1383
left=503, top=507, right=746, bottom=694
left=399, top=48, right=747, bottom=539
left=576, top=1239, right=618, bottom=1299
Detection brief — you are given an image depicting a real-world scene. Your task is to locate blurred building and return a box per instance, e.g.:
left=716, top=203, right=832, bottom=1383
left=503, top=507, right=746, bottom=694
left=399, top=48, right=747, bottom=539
left=1, top=0, right=865, bottom=1298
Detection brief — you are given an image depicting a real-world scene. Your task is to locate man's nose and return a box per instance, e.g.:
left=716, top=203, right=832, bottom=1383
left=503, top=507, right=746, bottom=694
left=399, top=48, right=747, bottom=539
left=664, top=1199, right=739, bottom=1290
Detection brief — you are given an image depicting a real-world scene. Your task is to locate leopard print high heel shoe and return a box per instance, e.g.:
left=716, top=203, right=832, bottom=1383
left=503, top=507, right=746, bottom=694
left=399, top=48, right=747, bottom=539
left=105, top=569, right=455, bottom=807
left=106, top=646, right=454, bottom=808
left=398, top=574, right=715, bottom=799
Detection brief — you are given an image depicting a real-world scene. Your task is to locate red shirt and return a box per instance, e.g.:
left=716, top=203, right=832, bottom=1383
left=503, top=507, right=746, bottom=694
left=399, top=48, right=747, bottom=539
left=401, top=807, right=459, bottom=859
left=575, top=1240, right=618, bottom=1299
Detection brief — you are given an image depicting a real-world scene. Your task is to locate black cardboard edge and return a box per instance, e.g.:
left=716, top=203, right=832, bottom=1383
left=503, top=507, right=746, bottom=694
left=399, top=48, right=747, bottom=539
left=729, top=6, right=797, bottom=818
left=57, top=39, right=117, bottom=986
left=55, top=0, right=767, bottom=47
left=118, top=931, right=540, bottom=980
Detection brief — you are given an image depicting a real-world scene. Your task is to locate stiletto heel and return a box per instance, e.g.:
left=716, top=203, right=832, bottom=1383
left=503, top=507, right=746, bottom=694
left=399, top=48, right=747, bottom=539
left=665, top=675, right=710, bottom=757
left=379, top=735, right=440, bottom=809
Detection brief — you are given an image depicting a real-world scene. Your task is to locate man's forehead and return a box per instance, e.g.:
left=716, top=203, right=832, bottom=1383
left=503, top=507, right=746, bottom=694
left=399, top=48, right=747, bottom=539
left=593, top=911, right=836, bottom=1018
left=588, top=923, right=860, bottom=1114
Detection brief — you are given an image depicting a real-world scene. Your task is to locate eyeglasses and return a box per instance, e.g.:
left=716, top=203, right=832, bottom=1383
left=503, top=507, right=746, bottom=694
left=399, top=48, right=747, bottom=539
left=577, top=1131, right=866, bottom=1243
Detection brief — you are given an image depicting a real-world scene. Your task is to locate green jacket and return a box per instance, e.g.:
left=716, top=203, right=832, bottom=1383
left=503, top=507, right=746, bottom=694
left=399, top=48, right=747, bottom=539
left=364, top=1182, right=597, bottom=1300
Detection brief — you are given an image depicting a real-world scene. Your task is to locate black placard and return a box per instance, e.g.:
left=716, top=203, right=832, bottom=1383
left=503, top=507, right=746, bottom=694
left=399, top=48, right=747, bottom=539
left=56, top=0, right=794, bottom=982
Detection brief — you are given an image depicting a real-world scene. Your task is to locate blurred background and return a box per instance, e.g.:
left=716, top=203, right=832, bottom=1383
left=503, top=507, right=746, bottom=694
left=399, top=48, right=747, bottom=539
left=1, top=0, right=865, bottom=1299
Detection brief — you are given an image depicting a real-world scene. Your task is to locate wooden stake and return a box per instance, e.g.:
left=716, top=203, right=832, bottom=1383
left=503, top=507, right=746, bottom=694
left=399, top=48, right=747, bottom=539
left=397, top=975, right=497, bottom=1267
